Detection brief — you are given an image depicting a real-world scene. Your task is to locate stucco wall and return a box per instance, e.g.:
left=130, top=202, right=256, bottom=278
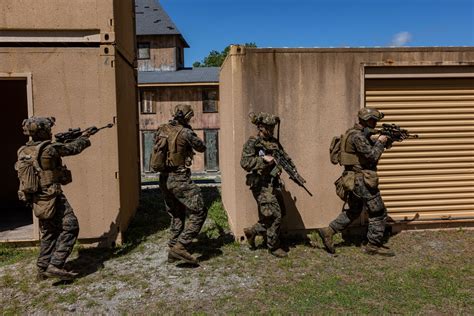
left=0, top=0, right=113, bottom=30
left=0, top=0, right=138, bottom=244
left=220, top=46, right=474, bottom=238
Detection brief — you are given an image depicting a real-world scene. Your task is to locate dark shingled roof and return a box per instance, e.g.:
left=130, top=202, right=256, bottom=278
left=138, top=67, right=220, bottom=84
left=135, top=0, right=189, bottom=47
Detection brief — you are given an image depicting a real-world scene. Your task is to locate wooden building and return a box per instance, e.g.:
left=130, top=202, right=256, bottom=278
left=135, top=0, right=220, bottom=175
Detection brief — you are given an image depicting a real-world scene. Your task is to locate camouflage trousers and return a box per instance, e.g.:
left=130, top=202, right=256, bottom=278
left=329, top=174, right=387, bottom=246
left=249, top=182, right=285, bottom=250
left=37, top=194, right=79, bottom=270
left=159, top=169, right=208, bottom=248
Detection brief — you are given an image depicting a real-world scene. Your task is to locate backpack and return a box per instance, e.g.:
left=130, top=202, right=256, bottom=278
left=15, top=141, right=51, bottom=201
left=149, top=124, right=184, bottom=172
left=329, top=135, right=343, bottom=165
left=329, top=129, right=359, bottom=165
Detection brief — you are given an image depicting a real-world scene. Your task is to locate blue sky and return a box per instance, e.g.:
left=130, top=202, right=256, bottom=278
left=159, top=0, right=474, bottom=67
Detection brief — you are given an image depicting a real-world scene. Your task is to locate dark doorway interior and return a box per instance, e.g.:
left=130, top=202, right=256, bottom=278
left=0, top=79, right=33, bottom=241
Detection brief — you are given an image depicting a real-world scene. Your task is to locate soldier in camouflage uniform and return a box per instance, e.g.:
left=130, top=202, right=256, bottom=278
left=19, top=117, right=92, bottom=280
left=241, top=112, right=288, bottom=258
left=158, top=104, right=207, bottom=265
left=319, top=107, right=395, bottom=256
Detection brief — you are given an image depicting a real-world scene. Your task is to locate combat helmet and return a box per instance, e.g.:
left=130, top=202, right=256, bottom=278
left=358, top=107, right=384, bottom=121
left=173, top=104, right=194, bottom=121
left=22, top=116, right=55, bottom=140
left=249, top=112, right=280, bottom=126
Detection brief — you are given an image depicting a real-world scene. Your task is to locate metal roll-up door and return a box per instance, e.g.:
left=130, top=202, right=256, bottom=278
left=365, top=77, right=474, bottom=221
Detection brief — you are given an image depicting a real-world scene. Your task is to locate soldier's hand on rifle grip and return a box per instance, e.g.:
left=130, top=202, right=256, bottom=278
left=377, top=135, right=388, bottom=144
left=263, top=155, right=275, bottom=164
left=370, top=134, right=379, bottom=142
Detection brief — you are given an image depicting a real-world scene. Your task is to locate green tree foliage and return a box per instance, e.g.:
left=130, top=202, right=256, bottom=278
left=193, top=43, right=257, bottom=68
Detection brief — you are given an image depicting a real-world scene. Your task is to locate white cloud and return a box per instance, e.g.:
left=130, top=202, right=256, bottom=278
left=390, top=32, right=412, bottom=46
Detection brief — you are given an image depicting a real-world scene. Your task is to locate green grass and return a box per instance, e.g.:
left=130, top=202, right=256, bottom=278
left=244, top=262, right=473, bottom=315
left=56, top=291, right=79, bottom=305
left=1, top=187, right=473, bottom=315
left=0, top=244, right=37, bottom=268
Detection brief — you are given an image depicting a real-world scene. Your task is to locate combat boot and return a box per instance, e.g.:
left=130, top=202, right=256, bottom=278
left=36, top=268, right=48, bottom=281
left=270, top=248, right=288, bottom=258
left=167, top=249, right=179, bottom=263
left=243, top=227, right=257, bottom=250
left=363, top=243, right=395, bottom=257
left=44, top=264, right=78, bottom=280
left=318, top=226, right=336, bottom=254
left=169, top=242, right=197, bottom=265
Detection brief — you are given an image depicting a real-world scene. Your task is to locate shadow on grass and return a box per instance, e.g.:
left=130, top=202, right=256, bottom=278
left=65, top=187, right=170, bottom=279
left=192, top=187, right=235, bottom=263
left=66, top=186, right=233, bottom=278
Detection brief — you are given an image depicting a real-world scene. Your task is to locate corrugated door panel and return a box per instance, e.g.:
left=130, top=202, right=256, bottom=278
left=366, top=78, right=474, bottom=221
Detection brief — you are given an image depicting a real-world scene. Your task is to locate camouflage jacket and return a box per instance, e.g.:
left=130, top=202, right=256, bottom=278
left=26, top=136, right=90, bottom=219
left=34, top=137, right=91, bottom=171
left=346, top=124, right=385, bottom=171
left=240, top=136, right=286, bottom=177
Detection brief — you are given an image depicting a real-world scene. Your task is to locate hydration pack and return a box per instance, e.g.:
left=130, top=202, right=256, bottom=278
left=150, top=124, right=184, bottom=172
left=329, top=135, right=343, bottom=165
left=15, top=141, right=51, bottom=201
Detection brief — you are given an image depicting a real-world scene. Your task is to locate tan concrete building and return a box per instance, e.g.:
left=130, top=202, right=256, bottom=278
left=135, top=0, right=220, bottom=175
left=0, top=0, right=139, bottom=245
left=220, top=46, right=474, bottom=239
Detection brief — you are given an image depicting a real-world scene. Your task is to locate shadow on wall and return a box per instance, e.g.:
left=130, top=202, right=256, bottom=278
left=281, top=185, right=305, bottom=234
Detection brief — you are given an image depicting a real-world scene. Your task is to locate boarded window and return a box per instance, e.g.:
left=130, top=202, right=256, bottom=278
left=138, top=42, right=150, bottom=60
left=203, top=89, right=218, bottom=113
left=142, top=131, right=155, bottom=173
left=140, top=90, right=155, bottom=114
left=177, top=47, right=184, bottom=67
left=204, top=129, right=219, bottom=171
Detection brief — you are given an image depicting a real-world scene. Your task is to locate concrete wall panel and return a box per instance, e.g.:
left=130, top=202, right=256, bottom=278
left=0, top=47, right=121, bottom=240
left=0, top=0, right=138, bottom=244
left=220, top=46, right=474, bottom=238
left=115, top=53, right=139, bottom=240
left=0, top=0, right=112, bottom=32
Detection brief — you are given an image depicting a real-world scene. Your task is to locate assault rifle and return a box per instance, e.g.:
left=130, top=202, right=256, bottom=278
left=257, top=139, right=313, bottom=196
left=55, top=123, right=114, bottom=143
left=377, top=123, right=419, bottom=142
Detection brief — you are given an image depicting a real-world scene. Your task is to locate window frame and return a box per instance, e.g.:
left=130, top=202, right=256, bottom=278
left=140, top=90, right=156, bottom=114
left=202, top=89, right=218, bottom=113
left=138, top=42, right=151, bottom=60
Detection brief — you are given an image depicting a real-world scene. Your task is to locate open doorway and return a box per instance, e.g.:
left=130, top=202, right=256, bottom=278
left=0, top=78, right=32, bottom=241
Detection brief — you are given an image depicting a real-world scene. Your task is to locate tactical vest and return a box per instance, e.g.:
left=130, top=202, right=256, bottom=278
left=339, top=128, right=370, bottom=166
left=163, top=123, right=189, bottom=168
left=18, top=141, right=72, bottom=188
